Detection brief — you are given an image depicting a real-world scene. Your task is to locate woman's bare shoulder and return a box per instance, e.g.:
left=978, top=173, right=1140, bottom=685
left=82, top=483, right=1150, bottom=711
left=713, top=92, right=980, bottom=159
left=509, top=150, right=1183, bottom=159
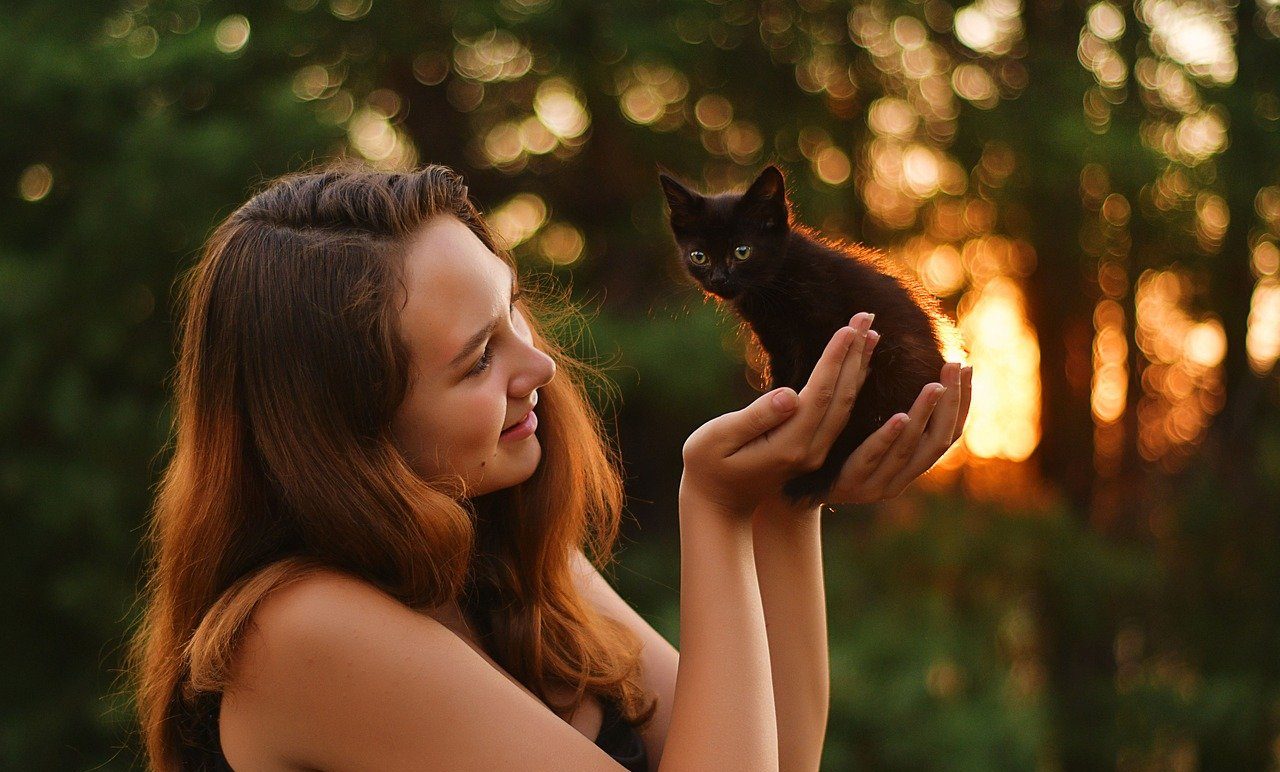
left=220, top=567, right=626, bottom=772
left=218, top=568, right=413, bottom=769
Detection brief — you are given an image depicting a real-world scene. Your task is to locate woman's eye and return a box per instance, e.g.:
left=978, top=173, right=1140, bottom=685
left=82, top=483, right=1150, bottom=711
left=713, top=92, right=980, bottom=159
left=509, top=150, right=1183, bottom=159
left=733, top=245, right=752, bottom=260
left=469, top=342, right=494, bottom=376
left=689, top=250, right=708, bottom=265
left=467, top=288, right=522, bottom=377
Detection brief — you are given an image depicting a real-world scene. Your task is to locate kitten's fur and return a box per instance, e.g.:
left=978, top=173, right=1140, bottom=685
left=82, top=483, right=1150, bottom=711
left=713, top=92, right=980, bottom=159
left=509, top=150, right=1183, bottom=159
left=660, top=165, right=950, bottom=505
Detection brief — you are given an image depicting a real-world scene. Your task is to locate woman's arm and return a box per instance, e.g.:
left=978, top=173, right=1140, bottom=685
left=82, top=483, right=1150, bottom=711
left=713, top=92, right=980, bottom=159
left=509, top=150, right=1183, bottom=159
left=580, top=505, right=833, bottom=772
left=750, top=501, right=828, bottom=772
left=662, top=487, right=779, bottom=771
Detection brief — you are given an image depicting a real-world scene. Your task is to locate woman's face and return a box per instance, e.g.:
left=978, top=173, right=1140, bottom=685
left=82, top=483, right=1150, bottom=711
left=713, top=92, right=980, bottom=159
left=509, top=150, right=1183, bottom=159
left=391, top=214, right=556, bottom=497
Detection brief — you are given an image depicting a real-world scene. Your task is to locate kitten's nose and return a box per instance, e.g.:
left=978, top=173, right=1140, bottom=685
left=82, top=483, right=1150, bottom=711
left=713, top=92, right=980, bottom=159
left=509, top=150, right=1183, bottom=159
left=708, top=277, right=738, bottom=299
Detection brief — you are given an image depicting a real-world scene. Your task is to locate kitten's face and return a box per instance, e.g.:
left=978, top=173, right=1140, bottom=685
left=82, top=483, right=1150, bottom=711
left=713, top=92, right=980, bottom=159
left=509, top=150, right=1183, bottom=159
left=659, top=166, right=791, bottom=301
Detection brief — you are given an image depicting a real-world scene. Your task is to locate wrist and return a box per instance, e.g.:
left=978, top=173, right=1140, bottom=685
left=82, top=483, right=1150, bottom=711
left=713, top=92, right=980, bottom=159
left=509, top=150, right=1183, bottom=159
left=752, top=492, right=823, bottom=528
left=678, top=475, right=756, bottom=523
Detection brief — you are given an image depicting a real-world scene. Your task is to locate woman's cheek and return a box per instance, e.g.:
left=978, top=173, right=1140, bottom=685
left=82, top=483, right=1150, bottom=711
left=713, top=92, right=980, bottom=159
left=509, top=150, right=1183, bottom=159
left=469, top=391, right=507, bottom=443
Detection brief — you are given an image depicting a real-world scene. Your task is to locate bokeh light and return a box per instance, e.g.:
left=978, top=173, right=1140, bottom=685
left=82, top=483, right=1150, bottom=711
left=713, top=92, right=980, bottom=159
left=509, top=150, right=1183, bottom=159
left=534, top=78, right=590, bottom=140
left=18, top=164, right=53, bottom=202
left=453, top=30, right=532, bottom=82
left=813, top=146, right=851, bottom=185
left=1092, top=299, right=1129, bottom=454
left=214, top=14, right=250, bottom=55
left=329, top=0, right=372, bottom=21
left=1138, top=0, right=1237, bottom=83
left=489, top=193, right=548, bottom=249
left=537, top=222, right=586, bottom=266
left=954, top=0, right=1025, bottom=56
left=1088, top=2, right=1127, bottom=41
left=1134, top=269, right=1226, bottom=470
left=1246, top=277, right=1280, bottom=374
left=617, top=62, right=688, bottom=130
left=347, top=107, right=417, bottom=171
left=694, top=95, right=733, bottom=130
left=959, top=276, right=1041, bottom=461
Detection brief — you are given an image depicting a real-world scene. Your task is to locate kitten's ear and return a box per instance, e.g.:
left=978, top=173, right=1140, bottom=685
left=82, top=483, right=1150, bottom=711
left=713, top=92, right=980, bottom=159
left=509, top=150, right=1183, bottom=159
left=743, top=165, right=789, bottom=228
left=658, top=173, right=704, bottom=229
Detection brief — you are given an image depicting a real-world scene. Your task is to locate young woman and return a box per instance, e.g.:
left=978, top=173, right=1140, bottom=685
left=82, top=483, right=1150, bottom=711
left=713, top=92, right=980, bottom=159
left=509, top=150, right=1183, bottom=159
left=127, top=162, right=971, bottom=772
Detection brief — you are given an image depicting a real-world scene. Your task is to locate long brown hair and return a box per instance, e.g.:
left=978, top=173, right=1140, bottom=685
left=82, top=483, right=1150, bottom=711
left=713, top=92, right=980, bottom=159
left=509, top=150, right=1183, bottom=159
left=125, top=161, right=654, bottom=770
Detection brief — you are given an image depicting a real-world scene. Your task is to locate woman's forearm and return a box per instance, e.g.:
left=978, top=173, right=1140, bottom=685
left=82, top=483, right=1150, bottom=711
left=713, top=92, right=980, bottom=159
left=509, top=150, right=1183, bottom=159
left=660, top=486, right=779, bottom=772
left=751, top=499, right=829, bottom=772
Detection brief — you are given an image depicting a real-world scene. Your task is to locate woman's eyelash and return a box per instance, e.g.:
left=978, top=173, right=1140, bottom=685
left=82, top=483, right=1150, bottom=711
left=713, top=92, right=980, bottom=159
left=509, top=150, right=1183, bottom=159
left=468, top=288, right=523, bottom=377
left=470, top=343, right=495, bottom=375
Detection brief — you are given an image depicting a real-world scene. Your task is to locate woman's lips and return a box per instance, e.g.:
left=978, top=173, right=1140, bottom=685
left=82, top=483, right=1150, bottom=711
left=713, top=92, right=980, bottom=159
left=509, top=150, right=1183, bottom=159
left=499, top=409, right=537, bottom=441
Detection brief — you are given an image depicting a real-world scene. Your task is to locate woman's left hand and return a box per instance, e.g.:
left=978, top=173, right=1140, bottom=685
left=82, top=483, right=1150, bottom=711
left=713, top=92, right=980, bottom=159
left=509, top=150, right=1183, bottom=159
left=823, top=360, right=973, bottom=506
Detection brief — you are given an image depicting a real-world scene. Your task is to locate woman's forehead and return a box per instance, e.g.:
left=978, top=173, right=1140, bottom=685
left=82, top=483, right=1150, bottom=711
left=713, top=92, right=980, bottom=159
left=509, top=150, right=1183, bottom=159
left=403, top=216, right=505, bottom=284
left=399, top=216, right=512, bottom=369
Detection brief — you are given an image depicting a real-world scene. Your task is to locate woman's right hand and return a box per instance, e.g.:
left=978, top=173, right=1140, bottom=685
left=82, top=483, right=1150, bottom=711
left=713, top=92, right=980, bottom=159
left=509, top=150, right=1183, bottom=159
left=679, top=312, right=881, bottom=519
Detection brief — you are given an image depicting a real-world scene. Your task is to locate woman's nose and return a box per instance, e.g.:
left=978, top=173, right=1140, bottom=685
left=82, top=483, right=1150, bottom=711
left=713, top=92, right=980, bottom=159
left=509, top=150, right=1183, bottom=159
left=512, top=341, right=556, bottom=395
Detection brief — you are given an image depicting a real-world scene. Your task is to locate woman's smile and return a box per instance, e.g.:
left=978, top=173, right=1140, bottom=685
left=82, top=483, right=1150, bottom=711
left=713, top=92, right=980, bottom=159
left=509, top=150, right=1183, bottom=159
left=499, top=409, right=538, bottom=441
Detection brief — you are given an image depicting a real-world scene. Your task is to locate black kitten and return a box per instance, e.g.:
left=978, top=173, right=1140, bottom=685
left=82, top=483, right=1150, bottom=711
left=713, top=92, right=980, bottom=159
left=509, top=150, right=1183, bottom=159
left=660, top=165, right=952, bottom=506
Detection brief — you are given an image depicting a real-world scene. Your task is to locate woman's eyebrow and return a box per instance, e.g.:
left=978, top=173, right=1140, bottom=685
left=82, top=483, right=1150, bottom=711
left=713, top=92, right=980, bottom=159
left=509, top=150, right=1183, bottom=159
left=447, top=267, right=518, bottom=369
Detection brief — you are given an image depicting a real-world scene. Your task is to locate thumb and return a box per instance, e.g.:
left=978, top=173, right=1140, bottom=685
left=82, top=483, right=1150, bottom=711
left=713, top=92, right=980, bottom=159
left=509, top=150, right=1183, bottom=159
left=720, top=387, right=798, bottom=453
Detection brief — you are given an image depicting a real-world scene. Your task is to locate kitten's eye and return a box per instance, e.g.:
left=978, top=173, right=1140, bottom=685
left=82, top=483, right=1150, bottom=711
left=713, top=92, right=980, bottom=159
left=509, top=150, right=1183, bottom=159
left=733, top=245, right=752, bottom=260
left=689, top=250, right=709, bottom=266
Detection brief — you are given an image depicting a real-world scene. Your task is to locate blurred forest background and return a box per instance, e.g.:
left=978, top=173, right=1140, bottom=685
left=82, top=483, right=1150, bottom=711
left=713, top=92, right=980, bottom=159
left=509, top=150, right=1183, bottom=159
left=3, top=0, right=1279, bottom=768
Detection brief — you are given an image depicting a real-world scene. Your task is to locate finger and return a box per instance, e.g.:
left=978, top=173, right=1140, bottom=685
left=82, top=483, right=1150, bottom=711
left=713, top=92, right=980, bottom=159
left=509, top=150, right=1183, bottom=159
left=859, top=381, right=945, bottom=494
left=841, top=411, right=909, bottom=475
left=827, top=412, right=908, bottom=503
left=951, top=365, right=973, bottom=443
left=718, top=387, right=800, bottom=456
left=809, top=314, right=876, bottom=453
left=790, top=318, right=864, bottom=439
left=854, top=330, right=879, bottom=392
left=882, top=378, right=963, bottom=494
left=915, top=363, right=962, bottom=456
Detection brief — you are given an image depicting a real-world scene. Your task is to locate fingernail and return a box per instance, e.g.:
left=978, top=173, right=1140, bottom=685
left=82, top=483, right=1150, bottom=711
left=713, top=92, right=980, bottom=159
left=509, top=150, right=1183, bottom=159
left=867, top=330, right=880, bottom=346
left=893, top=414, right=909, bottom=431
left=930, top=386, right=945, bottom=404
left=867, top=313, right=875, bottom=327
left=772, top=390, right=797, bottom=411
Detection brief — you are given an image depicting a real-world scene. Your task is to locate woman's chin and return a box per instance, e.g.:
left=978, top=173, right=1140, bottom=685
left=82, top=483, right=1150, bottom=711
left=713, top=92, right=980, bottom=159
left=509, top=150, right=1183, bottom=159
left=473, top=440, right=542, bottom=496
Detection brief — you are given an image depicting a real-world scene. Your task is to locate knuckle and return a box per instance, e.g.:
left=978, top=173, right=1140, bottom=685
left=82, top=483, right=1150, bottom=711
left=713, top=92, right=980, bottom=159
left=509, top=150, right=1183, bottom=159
left=680, top=439, right=699, bottom=464
left=681, top=430, right=709, bottom=460
left=801, top=453, right=824, bottom=472
left=814, top=387, right=836, bottom=408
